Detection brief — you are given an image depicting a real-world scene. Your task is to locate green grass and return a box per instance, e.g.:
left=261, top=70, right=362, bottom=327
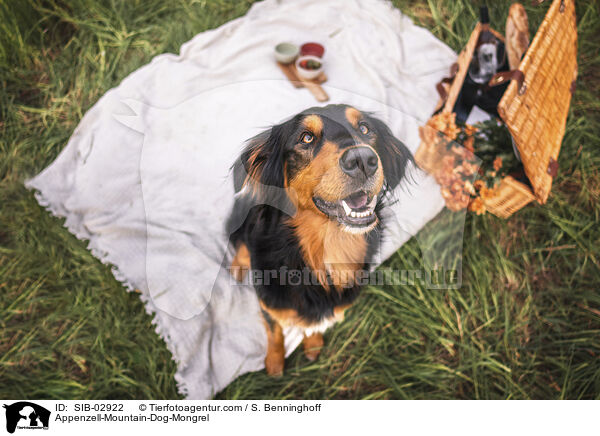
left=1, top=0, right=599, bottom=400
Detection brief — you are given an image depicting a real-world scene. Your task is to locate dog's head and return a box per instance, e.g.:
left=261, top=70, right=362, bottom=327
left=234, top=104, right=413, bottom=234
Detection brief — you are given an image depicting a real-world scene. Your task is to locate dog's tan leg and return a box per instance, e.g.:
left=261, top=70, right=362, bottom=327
left=230, top=243, right=250, bottom=282
left=261, top=309, right=285, bottom=376
left=302, top=332, right=324, bottom=361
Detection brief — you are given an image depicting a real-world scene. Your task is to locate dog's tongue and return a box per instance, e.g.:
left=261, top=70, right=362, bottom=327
left=345, top=192, right=368, bottom=209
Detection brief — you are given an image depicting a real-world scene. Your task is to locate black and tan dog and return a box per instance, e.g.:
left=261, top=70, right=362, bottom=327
left=227, top=104, right=412, bottom=375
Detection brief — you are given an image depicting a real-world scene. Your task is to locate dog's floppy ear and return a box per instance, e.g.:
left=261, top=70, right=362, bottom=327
left=228, top=123, right=296, bottom=232
left=233, top=124, right=288, bottom=195
left=370, top=116, right=414, bottom=190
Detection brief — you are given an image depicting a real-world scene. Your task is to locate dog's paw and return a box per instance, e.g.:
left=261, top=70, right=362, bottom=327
left=265, top=354, right=284, bottom=377
left=304, top=347, right=321, bottom=362
left=303, top=333, right=324, bottom=361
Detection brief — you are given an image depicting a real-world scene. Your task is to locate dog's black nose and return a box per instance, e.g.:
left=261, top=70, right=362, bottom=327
left=339, top=146, right=378, bottom=179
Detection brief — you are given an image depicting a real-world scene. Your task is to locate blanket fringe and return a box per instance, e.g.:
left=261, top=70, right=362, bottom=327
left=27, top=186, right=191, bottom=398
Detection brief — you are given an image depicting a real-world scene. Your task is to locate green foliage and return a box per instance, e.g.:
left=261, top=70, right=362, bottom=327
left=1, top=0, right=599, bottom=399
left=469, top=119, right=522, bottom=188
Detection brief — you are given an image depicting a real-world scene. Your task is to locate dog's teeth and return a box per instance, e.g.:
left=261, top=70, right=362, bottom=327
left=343, top=197, right=378, bottom=219
left=341, top=200, right=352, bottom=216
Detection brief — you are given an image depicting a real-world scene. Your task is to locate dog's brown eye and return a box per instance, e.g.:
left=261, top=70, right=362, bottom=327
left=359, top=123, right=369, bottom=135
left=300, top=132, right=314, bottom=144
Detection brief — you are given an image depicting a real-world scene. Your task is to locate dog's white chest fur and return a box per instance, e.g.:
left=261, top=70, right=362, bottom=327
left=300, top=311, right=345, bottom=337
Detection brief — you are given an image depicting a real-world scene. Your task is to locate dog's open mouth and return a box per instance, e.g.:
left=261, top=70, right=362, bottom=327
left=313, top=191, right=378, bottom=230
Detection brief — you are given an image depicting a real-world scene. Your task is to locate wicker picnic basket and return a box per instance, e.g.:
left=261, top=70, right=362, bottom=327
left=416, top=0, right=578, bottom=218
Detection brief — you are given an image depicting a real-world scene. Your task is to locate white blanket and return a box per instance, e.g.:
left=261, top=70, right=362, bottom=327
left=26, top=0, right=456, bottom=398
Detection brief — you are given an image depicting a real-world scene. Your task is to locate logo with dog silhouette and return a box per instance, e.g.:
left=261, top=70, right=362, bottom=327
left=3, top=402, right=50, bottom=433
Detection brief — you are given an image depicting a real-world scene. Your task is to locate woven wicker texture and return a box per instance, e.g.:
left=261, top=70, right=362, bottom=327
left=442, top=23, right=481, bottom=114
left=498, top=0, right=578, bottom=203
left=484, top=176, right=536, bottom=218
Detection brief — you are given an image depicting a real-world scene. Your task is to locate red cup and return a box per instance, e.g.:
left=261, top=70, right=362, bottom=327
left=300, top=42, right=325, bottom=58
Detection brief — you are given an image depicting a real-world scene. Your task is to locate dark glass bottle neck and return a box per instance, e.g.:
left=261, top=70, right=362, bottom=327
left=479, top=6, right=490, bottom=25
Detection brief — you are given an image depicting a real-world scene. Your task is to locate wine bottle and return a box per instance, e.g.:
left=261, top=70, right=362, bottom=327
left=453, top=6, right=509, bottom=123
left=468, top=6, right=501, bottom=84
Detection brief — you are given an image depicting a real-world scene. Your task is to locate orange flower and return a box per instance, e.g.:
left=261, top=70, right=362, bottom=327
left=461, top=161, right=478, bottom=176
left=425, top=116, right=487, bottom=213
left=464, top=124, right=478, bottom=136
left=446, top=192, right=471, bottom=211
left=473, top=180, right=485, bottom=190
left=426, top=112, right=460, bottom=141
left=444, top=126, right=461, bottom=141
left=479, top=186, right=497, bottom=200
left=450, top=180, right=464, bottom=193
left=436, top=173, right=452, bottom=187
left=450, top=145, right=466, bottom=158
left=441, top=187, right=453, bottom=200
left=464, top=180, right=476, bottom=195
left=468, top=197, right=486, bottom=215
left=441, top=155, right=456, bottom=170
left=464, top=135, right=475, bottom=152
left=493, top=156, right=503, bottom=171
left=451, top=144, right=476, bottom=163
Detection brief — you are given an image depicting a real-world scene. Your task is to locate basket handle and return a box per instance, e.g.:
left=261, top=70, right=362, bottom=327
left=435, top=63, right=459, bottom=101
left=488, top=70, right=527, bottom=95
left=532, top=0, right=566, bottom=12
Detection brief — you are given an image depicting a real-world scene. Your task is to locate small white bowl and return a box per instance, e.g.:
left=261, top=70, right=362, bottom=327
left=274, top=43, right=299, bottom=64
left=295, top=55, right=323, bottom=80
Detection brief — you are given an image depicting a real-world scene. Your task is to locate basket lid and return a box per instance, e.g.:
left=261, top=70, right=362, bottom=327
left=497, top=0, right=578, bottom=204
